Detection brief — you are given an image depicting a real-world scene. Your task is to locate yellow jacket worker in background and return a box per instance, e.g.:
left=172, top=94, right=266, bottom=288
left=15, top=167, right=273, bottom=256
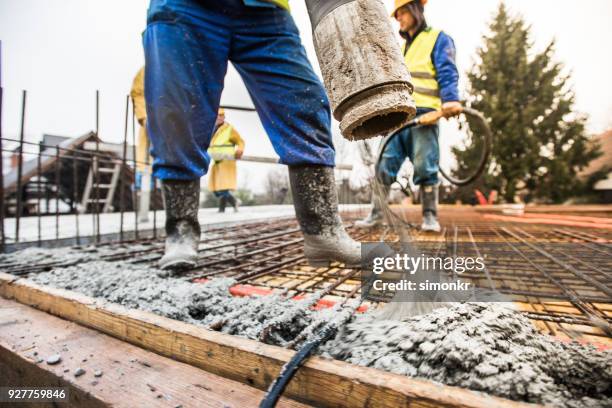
left=130, top=67, right=151, bottom=174
left=130, top=66, right=153, bottom=222
left=207, top=109, right=245, bottom=213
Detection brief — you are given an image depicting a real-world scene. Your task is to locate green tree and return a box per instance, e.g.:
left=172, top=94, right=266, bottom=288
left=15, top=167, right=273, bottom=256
left=453, top=2, right=600, bottom=203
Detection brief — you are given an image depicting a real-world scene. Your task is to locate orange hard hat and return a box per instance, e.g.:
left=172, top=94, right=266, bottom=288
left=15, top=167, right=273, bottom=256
left=391, top=0, right=428, bottom=18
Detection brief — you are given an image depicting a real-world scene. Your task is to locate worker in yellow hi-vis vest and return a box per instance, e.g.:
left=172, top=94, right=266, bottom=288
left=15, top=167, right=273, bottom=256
left=130, top=66, right=153, bottom=223
left=207, top=109, right=245, bottom=213
left=356, top=0, right=461, bottom=233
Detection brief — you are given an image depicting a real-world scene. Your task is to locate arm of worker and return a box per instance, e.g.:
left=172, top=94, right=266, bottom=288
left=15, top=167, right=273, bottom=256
left=231, top=129, right=245, bottom=160
left=130, top=67, right=148, bottom=126
left=432, top=32, right=462, bottom=118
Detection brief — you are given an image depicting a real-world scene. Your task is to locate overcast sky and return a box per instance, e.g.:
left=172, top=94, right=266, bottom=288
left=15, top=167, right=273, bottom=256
left=1, top=0, right=611, bottom=192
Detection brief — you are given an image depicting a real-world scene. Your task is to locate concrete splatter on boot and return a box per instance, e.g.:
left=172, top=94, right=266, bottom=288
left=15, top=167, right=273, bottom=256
left=289, top=165, right=361, bottom=267
left=420, top=184, right=441, bottom=232
left=159, top=180, right=201, bottom=272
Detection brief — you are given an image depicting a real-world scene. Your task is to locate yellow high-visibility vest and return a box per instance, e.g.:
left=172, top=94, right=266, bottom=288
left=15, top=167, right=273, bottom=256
left=403, top=28, right=442, bottom=110
left=208, top=124, right=236, bottom=162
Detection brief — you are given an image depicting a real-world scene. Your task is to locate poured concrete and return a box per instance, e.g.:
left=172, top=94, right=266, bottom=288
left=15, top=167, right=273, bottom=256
left=1, top=246, right=609, bottom=407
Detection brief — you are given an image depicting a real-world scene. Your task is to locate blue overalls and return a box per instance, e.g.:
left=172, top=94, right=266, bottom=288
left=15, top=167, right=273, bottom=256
left=143, top=0, right=335, bottom=181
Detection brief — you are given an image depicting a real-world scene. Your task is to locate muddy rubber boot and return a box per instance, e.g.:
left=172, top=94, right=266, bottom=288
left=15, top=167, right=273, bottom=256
left=355, top=187, right=387, bottom=229
left=159, top=180, right=201, bottom=271
left=289, top=165, right=361, bottom=267
left=218, top=196, right=226, bottom=213
left=420, top=184, right=441, bottom=233
left=227, top=194, right=239, bottom=213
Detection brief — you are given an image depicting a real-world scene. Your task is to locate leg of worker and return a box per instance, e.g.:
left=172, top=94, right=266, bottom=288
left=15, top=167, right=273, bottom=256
left=226, top=191, right=239, bottom=212
left=230, top=7, right=358, bottom=266
left=355, top=127, right=410, bottom=228
left=408, top=124, right=441, bottom=232
left=144, top=1, right=231, bottom=270
left=214, top=191, right=228, bottom=213
left=138, top=170, right=152, bottom=223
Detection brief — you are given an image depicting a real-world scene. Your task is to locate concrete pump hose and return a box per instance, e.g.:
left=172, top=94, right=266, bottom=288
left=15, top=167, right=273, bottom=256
left=305, top=0, right=417, bottom=141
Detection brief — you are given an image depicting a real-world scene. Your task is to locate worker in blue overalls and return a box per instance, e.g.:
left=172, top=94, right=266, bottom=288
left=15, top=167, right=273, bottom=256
left=144, top=0, right=361, bottom=271
left=356, top=0, right=461, bottom=232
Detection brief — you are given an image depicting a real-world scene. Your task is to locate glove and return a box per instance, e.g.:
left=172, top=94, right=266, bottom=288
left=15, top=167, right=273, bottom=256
left=235, top=148, right=244, bottom=160
left=441, top=101, right=463, bottom=119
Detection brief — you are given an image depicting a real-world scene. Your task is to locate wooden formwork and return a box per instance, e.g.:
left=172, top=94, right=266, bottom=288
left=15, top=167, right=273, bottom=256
left=0, top=272, right=536, bottom=408
left=0, top=298, right=308, bottom=408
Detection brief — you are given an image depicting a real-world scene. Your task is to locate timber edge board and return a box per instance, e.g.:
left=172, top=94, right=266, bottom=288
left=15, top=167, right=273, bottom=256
left=0, top=272, right=538, bottom=408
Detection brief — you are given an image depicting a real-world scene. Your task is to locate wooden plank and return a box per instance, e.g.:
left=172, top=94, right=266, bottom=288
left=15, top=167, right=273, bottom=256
left=0, top=273, right=536, bottom=408
left=0, top=297, right=309, bottom=408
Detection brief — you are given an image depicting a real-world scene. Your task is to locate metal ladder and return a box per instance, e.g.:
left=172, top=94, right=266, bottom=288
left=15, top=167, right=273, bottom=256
left=80, top=159, right=121, bottom=214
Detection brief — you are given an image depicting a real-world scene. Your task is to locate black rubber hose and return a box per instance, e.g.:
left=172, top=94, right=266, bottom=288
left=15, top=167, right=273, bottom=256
left=219, top=104, right=256, bottom=112
left=438, top=108, right=492, bottom=186
left=259, top=272, right=379, bottom=408
left=305, top=0, right=355, bottom=29
left=376, top=107, right=492, bottom=188
left=259, top=322, right=338, bottom=408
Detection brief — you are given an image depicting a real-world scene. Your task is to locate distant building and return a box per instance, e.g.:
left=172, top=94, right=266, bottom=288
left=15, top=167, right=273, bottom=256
left=2, top=132, right=156, bottom=216
left=581, top=130, right=612, bottom=203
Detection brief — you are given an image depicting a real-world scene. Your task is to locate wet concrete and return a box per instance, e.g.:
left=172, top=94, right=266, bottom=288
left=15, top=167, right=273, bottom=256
left=24, top=250, right=316, bottom=345
left=322, top=303, right=611, bottom=408
left=4, top=246, right=610, bottom=407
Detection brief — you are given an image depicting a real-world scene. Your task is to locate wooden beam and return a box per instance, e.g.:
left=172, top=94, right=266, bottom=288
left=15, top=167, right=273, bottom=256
left=83, top=141, right=127, bottom=154
left=0, top=297, right=309, bottom=408
left=0, top=273, right=536, bottom=408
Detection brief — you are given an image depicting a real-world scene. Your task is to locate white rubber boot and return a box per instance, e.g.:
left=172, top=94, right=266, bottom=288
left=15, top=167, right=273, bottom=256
left=355, top=187, right=387, bottom=229
left=159, top=180, right=201, bottom=272
left=354, top=209, right=383, bottom=229
left=420, top=185, right=441, bottom=232
left=289, top=165, right=361, bottom=267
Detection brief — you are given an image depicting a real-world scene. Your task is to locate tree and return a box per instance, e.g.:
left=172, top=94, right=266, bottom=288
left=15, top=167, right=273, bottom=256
left=453, top=3, right=600, bottom=203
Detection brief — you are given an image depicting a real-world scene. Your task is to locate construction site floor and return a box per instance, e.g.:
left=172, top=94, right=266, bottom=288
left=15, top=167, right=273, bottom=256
left=0, top=204, right=610, bottom=407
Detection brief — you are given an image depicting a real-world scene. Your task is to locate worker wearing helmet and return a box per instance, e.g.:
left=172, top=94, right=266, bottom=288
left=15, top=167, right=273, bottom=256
left=356, top=0, right=461, bottom=232
left=144, top=0, right=361, bottom=271
left=207, top=109, right=245, bottom=213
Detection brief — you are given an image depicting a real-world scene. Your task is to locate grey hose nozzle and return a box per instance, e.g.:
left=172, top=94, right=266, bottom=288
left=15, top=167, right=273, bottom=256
left=306, top=0, right=416, bottom=141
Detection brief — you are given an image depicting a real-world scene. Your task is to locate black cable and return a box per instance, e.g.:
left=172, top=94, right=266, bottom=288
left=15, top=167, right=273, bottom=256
left=259, top=273, right=379, bottom=408
left=438, top=108, right=492, bottom=186
left=259, top=322, right=337, bottom=408
left=219, top=104, right=256, bottom=112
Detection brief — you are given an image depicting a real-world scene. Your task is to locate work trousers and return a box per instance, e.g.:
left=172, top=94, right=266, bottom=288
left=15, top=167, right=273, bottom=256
left=144, top=0, right=335, bottom=180
left=376, top=116, right=440, bottom=187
